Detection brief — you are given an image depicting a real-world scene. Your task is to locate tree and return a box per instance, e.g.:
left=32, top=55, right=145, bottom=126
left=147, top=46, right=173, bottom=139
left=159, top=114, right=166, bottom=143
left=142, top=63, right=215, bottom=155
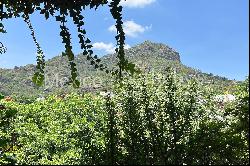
left=0, top=0, right=137, bottom=87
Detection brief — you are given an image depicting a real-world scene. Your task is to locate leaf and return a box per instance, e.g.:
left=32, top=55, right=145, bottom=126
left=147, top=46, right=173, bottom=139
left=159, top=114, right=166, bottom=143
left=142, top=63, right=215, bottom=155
left=85, top=38, right=91, bottom=43
left=86, top=45, right=93, bottom=49
left=0, top=94, right=4, bottom=100
left=32, top=73, right=44, bottom=87
left=87, top=55, right=91, bottom=60
left=45, top=11, right=49, bottom=20
left=56, top=16, right=62, bottom=21
left=73, top=80, right=80, bottom=88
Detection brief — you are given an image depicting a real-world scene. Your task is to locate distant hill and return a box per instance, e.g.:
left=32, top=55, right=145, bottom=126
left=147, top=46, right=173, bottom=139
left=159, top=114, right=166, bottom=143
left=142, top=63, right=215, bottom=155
left=0, top=41, right=237, bottom=99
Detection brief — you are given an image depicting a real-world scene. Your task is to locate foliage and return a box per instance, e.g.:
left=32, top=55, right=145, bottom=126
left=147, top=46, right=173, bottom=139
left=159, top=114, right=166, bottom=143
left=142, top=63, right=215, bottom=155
left=0, top=93, right=4, bottom=100
left=0, top=71, right=248, bottom=165
left=0, top=23, right=7, bottom=54
left=1, top=1, right=247, bottom=165
left=1, top=94, right=107, bottom=165
left=0, top=0, right=137, bottom=86
left=0, top=41, right=236, bottom=99
left=222, top=77, right=249, bottom=164
left=0, top=101, right=18, bottom=164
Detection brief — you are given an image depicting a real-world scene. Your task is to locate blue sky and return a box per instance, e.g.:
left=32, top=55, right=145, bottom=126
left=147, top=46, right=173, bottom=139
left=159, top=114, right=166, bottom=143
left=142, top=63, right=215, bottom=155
left=0, top=0, right=249, bottom=81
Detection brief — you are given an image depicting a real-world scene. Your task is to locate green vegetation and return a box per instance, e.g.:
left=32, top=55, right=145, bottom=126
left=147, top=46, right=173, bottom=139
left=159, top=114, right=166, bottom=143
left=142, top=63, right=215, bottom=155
left=1, top=70, right=248, bottom=165
left=0, top=41, right=237, bottom=100
left=1, top=1, right=247, bottom=165
left=1, top=0, right=137, bottom=86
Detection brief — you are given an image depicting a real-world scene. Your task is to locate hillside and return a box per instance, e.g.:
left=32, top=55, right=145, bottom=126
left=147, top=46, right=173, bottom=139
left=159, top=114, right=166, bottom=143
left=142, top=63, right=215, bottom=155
left=0, top=41, right=236, bottom=99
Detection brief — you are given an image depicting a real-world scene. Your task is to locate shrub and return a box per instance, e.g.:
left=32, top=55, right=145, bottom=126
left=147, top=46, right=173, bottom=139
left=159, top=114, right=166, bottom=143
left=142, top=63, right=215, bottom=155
left=0, top=72, right=248, bottom=165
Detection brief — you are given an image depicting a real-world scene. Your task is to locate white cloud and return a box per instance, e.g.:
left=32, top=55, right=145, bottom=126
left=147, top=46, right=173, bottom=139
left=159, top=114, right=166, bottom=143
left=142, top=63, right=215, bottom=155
left=108, top=0, right=156, bottom=8
left=93, top=42, right=131, bottom=54
left=93, top=42, right=115, bottom=54
left=124, top=44, right=131, bottom=49
left=121, top=0, right=156, bottom=8
left=109, top=20, right=152, bottom=38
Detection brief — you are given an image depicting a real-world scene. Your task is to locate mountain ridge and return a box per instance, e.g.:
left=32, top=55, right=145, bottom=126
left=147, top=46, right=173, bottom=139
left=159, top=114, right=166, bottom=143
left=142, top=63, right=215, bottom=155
left=0, top=41, right=236, bottom=99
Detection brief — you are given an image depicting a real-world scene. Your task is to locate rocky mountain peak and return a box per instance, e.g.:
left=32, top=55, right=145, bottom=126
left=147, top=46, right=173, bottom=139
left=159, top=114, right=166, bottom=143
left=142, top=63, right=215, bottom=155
left=125, top=40, right=181, bottom=63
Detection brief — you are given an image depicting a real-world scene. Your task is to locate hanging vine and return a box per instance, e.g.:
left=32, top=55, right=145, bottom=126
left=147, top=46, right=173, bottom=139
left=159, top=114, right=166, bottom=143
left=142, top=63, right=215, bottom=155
left=0, top=0, right=138, bottom=87
left=23, top=14, right=46, bottom=86
left=0, top=23, right=7, bottom=54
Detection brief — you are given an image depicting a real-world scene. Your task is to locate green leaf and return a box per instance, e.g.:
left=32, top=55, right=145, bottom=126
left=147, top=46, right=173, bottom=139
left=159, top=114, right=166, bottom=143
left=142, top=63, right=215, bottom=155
left=85, top=38, right=91, bottom=43
left=32, top=73, right=44, bottom=87
left=45, top=11, right=50, bottom=19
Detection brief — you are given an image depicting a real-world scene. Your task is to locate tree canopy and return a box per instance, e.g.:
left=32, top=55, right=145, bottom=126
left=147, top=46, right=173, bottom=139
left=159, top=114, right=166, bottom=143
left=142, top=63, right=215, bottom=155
left=0, top=0, right=137, bottom=87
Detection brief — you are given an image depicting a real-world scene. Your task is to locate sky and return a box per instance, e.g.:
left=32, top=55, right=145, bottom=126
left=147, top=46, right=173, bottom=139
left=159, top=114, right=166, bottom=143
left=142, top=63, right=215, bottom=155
left=0, top=0, right=249, bottom=81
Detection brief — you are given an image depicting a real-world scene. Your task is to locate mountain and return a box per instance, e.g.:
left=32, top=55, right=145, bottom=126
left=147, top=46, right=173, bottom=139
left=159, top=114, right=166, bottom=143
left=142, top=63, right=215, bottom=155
left=0, top=41, right=236, bottom=100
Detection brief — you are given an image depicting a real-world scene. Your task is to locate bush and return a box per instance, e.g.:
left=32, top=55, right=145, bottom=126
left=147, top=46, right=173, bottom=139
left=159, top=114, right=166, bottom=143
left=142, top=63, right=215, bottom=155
left=0, top=102, right=18, bottom=165
left=0, top=72, right=248, bottom=165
